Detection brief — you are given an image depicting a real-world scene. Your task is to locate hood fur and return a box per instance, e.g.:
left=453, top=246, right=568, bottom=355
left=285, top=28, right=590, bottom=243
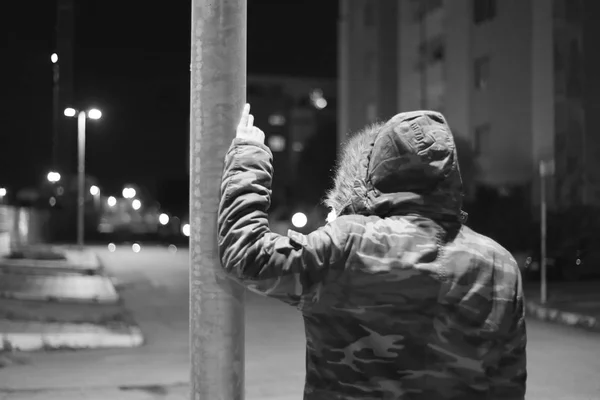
left=325, top=110, right=467, bottom=223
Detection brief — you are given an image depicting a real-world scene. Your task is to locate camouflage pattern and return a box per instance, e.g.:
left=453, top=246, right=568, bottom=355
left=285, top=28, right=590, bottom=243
left=218, top=110, right=527, bottom=399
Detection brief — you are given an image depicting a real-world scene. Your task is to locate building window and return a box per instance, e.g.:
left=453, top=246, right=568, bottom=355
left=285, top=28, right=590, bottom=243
left=431, top=41, right=445, bottom=62
left=473, top=0, right=496, bottom=24
left=417, top=36, right=445, bottom=68
left=474, top=56, right=490, bottom=90
left=364, top=3, right=375, bottom=27
left=565, top=0, right=583, bottom=24
left=554, top=41, right=565, bottom=72
left=411, top=0, right=443, bottom=20
left=567, top=39, right=583, bottom=97
left=474, top=124, right=491, bottom=156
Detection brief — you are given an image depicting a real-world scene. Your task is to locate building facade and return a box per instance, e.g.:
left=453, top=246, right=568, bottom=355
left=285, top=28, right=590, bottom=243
left=246, top=75, right=337, bottom=208
left=338, top=0, right=600, bottom=209
left=185, top=74, right=337, bottom=209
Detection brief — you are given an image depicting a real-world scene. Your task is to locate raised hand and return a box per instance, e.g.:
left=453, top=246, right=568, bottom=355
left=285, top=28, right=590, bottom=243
left=236, top=103, right=265, bottom=144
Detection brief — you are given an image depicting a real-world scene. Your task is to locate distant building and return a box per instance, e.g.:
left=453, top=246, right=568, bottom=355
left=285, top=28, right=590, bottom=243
left=186, top=74, right=337, bottom=209
left=338, top=0, right=600, bottom=209
left=247, top=75, right=336, bottom=206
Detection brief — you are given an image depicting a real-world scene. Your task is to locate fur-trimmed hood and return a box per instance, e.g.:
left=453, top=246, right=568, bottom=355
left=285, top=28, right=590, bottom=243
left=326, top=110, right=467, bottom=223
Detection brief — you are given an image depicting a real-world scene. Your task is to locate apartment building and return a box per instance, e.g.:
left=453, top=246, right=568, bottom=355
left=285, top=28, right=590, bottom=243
left=338, top=0, right=600, bottom=208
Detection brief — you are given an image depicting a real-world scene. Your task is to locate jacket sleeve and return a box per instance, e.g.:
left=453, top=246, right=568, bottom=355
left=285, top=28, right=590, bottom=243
left=489, top=274, right=527, bottom=399
left=217, top=138, right=350, bottom=307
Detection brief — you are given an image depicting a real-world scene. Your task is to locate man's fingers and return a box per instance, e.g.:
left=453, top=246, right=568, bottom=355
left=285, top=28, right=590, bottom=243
left=248, top=114, right=254, bottom=128
left=254, top=127, right=265, bottom=141
left=238, top=103, right=250, bottom=128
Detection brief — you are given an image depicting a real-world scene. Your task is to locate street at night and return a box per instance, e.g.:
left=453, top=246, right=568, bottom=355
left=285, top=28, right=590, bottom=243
left=0, top=246, right=597, bottom=399
left=3, top=0, right=600, bottom=398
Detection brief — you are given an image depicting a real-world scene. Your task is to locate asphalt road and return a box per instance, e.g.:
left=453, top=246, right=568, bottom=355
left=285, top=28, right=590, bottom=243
left=0, top=245, right=598, bottom=399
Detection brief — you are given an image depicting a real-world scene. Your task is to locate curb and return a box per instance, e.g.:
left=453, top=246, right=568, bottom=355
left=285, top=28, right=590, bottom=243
left=0, top=320, right=144, bottom=352
left=0, top=278, right=120, bottom=305
left=525, top=301, right=600, bottom=332
left=0, top=250, right=103, bottom=275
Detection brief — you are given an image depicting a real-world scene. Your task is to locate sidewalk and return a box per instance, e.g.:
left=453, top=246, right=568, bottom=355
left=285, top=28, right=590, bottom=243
left=0, top=247, right=305, bottom=400
left=0, top=246, right=143, bottom=352
left=524, top=281, right=600, bottom=332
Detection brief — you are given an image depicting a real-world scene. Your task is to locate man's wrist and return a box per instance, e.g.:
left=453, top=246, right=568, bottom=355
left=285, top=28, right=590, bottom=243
left=231, top=137, right=272, bottom=153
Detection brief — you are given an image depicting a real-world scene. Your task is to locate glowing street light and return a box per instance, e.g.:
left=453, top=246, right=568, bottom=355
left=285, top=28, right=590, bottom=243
left=182, top=223, right=190, bottom=237
left=51, top=53, right=58, bottom=64
left=0, top=188, right=6, bottom=197
left=132, top=199, right=142, bottom=210
left=63, top=106, right=103, bottom=246
left=123, top=187, right=136, bottom=199
left=159, top=213, right=170, bottom=226
left=310, top=88, right=328, bottom=110
left=88, top=109, right=102, bottom=120
left=314, top=98, right=328, bottom=109
left=107, top=196, right=117, bottom=207
left=291, top=212, right=308, bottom=228
left=47, top=171, right=61, bottom=183
left=90, top=185, right=100, bottom=196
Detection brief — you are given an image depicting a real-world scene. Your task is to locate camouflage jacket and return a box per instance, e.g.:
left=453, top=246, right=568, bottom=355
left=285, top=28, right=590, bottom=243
left=218, top=111, right=527, bottom=399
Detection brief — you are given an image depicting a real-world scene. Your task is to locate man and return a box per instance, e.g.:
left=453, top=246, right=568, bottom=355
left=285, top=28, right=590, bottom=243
left=218, top=104, right=527, bottom=399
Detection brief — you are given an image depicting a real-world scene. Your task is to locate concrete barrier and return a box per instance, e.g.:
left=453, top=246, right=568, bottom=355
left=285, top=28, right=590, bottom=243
left=0, top=206, right=49, bottom=255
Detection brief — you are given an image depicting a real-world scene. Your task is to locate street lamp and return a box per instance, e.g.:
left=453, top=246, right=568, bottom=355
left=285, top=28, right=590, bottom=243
left=132, top=199, right=142, bottom=211
left=107, top=196, right=117, bottom=207
left=122, top=187, right=136, bottom=199
left=47, top=171, right=61, bottom=183
left=159, top=213, right=170, bottom=226
left=51, top=54, right=59, bottom=170
left=90, top=185, right=101, bottom=210
left=291, top=212, right=308, bottom=228
left=0, top=187, right=6, bottom=204
left=64, top=107, right=102, bottom=247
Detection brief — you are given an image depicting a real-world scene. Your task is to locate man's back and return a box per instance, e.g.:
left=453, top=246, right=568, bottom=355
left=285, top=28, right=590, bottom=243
left=218, top=108, right=527, bottom=400
left=300, top=214, right=526, bottom=399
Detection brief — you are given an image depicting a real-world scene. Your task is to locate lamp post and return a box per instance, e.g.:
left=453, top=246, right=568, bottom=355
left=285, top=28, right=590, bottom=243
left=539, top=159, right=555, bottom=305
left=64, top=107, right=102, bottom=247
left=90, top=185, right=100, bottom=210
left=51, top=53, right=60, bottom=170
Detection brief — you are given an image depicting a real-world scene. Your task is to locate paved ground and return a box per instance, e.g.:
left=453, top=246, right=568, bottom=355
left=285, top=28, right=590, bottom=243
left=0, top=246, right=599, bottom=399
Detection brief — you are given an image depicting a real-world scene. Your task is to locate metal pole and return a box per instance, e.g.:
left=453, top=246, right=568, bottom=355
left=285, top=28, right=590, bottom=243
left=52, top=62, right=60, bottom=169
left=540, top=162, right=547, bottom=304
left=190, top=1, right=246, bottom=399
left=77, top=111, right=86, bottom=247
left=337, top=0, right=350, bottom=147
left=419, top=4, right=427, bottom=109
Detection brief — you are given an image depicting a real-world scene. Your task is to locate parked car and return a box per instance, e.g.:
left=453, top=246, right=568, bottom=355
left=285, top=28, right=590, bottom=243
left=521, top=226, right=600, bottom=281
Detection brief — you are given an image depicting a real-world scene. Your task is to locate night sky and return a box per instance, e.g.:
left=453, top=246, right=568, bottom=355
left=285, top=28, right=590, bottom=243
left=1, top=0, right=338, bottom=202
